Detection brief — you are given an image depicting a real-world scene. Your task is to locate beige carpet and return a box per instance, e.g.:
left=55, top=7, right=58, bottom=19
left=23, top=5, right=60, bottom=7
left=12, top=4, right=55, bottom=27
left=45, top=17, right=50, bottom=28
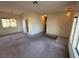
left=0, top=33, right=69, bottom=58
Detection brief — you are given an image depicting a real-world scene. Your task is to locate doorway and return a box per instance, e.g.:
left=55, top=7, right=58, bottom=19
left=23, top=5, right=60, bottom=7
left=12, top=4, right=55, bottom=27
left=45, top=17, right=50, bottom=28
left=25, top=19, right=29, bottom=32
left=44, top=16, right=47, bottom=33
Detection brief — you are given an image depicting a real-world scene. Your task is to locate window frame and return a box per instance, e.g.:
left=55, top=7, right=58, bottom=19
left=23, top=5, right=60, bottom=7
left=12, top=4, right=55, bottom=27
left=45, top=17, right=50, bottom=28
left=69, top=16, right=78, bottom=45
left=71, top=16, right=79, bottom=57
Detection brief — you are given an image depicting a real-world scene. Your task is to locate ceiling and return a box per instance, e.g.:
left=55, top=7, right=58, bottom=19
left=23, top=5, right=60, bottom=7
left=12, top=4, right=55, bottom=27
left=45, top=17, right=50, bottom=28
left=0, top=1, right=76, bottom=15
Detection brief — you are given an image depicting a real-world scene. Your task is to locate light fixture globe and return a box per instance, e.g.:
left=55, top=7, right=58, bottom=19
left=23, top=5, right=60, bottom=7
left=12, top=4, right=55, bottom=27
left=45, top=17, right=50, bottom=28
left=33, top=1, right=38, bottom=5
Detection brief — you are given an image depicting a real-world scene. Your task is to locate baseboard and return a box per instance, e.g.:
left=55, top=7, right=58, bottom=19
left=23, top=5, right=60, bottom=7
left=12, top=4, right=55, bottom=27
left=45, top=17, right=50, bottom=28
left=44, top=33, right=69, bottom=39
left=44, top=33, right=57, bottom=39
left=57, top=36, right=69, bottom=39
left=32, top=32, right=43, bottom=37
left=0, top=31, right=23, bottom=37
left=24, top=32, right=43, bottom=38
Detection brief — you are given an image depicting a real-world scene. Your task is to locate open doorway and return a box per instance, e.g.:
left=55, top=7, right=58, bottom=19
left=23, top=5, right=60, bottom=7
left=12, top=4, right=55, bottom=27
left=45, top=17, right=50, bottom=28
left=25, top=19, right=29, bottom=32
left=44, top=16, right=47, bottom=33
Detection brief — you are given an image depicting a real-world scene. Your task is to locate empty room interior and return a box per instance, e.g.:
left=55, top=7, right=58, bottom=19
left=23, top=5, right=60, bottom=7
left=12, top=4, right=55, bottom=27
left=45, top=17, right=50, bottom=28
left=0, top=1, right=79, bottom=58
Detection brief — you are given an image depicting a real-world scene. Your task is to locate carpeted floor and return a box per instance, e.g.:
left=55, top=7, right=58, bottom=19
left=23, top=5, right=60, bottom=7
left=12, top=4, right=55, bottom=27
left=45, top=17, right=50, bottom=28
left=0, top=33, right=69, bottom=58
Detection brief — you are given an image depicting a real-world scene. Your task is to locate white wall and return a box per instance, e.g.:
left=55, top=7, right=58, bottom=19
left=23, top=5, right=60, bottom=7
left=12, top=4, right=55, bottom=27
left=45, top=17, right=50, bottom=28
left=0, top=12, right=23, bottom=35
left=22, top=13, right=44, bottom=35
left=47, top=12, right=74, bottom=38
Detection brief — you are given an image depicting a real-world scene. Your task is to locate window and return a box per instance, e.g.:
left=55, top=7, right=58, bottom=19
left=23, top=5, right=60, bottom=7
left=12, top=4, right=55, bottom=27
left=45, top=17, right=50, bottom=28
left=10, top=19, right=17, bottom=27
left=71, top=16, right=79, bottom=57
left=1, top=18, right=17, bottom=28
left=69, top=16, right=79, bottom=57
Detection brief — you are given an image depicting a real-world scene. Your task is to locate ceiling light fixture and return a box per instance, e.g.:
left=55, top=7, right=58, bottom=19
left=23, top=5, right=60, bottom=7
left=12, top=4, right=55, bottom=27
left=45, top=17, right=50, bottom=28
left=66, top=8, right=73, bottom=16
left=67, top=12, right=72, bottom=16
left=33, top=1, right=38, bottom=5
